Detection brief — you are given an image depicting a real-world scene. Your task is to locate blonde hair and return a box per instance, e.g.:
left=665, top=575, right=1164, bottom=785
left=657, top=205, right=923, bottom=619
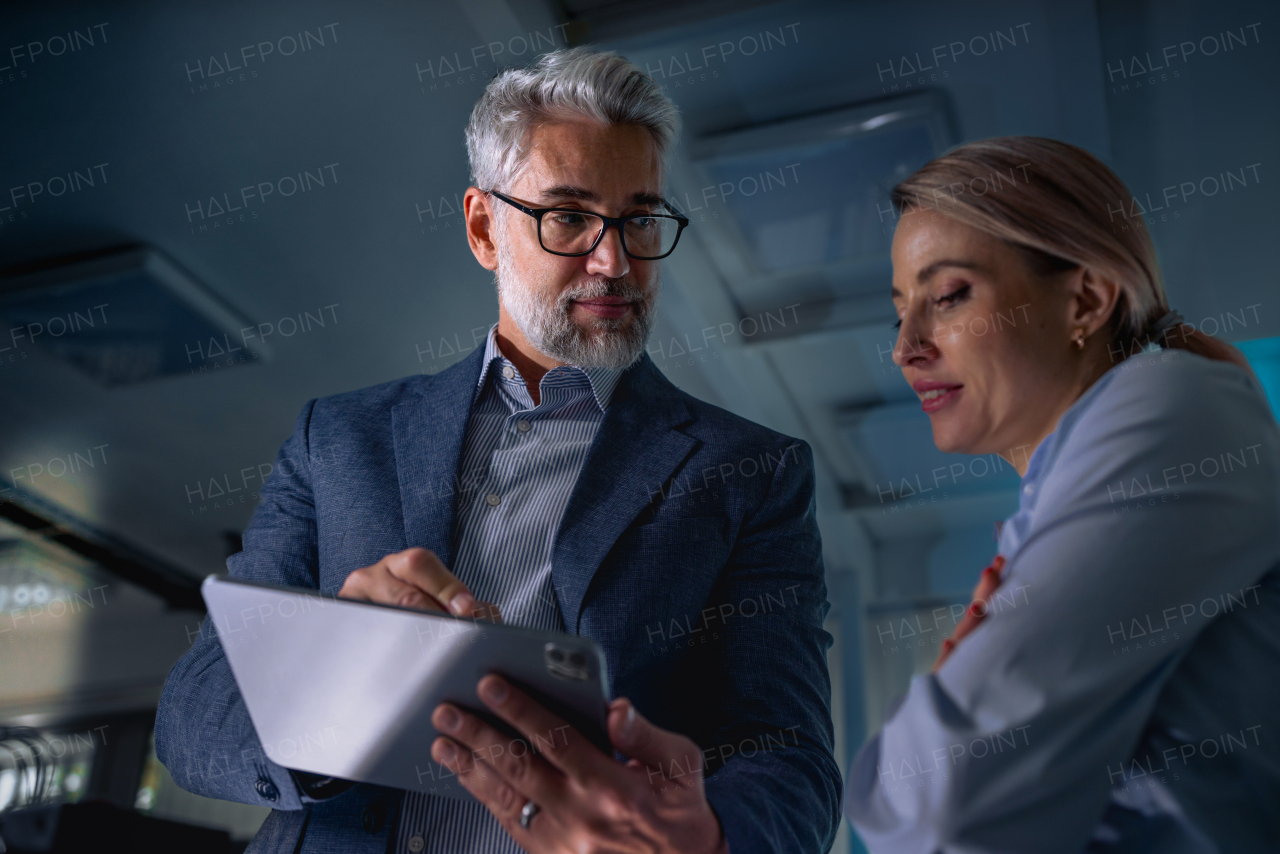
left=891, top=136, right=1248, bottom=368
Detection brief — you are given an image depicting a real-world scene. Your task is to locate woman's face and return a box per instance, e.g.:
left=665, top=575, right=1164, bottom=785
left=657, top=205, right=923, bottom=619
left=890, top=211, right=1084, bottom=468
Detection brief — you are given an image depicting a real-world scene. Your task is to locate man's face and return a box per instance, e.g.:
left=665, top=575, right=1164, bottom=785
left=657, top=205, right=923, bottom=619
left=492, top=120, right=665, bottom=369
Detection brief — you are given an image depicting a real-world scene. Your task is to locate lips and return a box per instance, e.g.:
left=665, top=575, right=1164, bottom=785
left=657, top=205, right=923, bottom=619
left=912, top=380, right=963, bottom=414
left=573, top=297, right=633, bottom=319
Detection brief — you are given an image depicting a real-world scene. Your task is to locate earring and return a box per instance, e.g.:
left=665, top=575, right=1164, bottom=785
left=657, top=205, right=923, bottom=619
left=1074, top=329, right=1086, bottom=350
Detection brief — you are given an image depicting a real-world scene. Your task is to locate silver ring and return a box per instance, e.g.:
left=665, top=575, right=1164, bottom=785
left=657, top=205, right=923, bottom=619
left=519, top=799, right=539, bottom=829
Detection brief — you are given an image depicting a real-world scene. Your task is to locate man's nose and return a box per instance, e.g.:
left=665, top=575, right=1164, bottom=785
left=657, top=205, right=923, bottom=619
left=584, top=225, right=630, bottom=279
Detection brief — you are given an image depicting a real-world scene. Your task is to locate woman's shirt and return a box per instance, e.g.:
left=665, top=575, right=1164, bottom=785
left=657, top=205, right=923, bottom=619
left=845, top=347, right=1280, bottom=853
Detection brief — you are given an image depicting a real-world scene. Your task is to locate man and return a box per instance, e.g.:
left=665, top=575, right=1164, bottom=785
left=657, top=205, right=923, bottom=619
left=156, top=47, right=840, bottom=854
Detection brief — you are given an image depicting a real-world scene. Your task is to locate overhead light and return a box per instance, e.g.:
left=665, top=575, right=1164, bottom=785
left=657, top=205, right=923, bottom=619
left=0, top=245, right=269, bottom=386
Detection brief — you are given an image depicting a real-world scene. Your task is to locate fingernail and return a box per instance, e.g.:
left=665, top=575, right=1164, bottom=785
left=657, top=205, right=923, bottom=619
left=618, top=700, right=636, bottom=740
left=437, top=739, right=458, bottom=762
left=969, top=601, right=986, bottom=618
left=942, top=638, right=954, bottom=650
left=481, top=677, right=508, bottom=704
left=451, top=592, right=477, bottom=616
left=983, top=565, right=1000, bottom=578
left=436, top=704, right=461, bottom=733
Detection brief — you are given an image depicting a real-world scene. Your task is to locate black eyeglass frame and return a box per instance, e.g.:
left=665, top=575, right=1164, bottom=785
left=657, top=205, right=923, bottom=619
left=485, top=189, right=690, bottom=260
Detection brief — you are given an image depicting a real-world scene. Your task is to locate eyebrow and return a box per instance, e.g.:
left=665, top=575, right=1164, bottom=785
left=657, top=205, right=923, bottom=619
left=539, top=185, right=665, bottom=208
left=890, top=259, right=986, bottom=298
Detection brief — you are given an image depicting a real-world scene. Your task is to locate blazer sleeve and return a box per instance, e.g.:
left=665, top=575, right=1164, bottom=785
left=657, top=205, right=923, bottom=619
left=844, top=356, right=1280, bottom=853
left=154, top=400, right=323, bottom=810
left=699, top=439, right=843, bottom=854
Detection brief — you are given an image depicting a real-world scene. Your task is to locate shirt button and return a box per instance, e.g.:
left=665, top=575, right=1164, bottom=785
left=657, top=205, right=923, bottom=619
left=502, top=365, right=515, bottom=379
left=408, top=836, right=425, bottom=853
left=485, top=493, right=501, bottom=507
left=517, top=419, right=531, bottom=433
left=1023, top=483, right=1036, bottom=496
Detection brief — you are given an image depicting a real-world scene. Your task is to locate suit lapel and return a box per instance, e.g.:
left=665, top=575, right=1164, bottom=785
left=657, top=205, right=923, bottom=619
left=552, top=355, right=699, bottom=634
left=392, top=346, right=487, bottom=569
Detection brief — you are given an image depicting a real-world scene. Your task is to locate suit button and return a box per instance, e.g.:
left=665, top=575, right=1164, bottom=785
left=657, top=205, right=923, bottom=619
left=408, top=836, right=425, bottom=852
left=362, top=801, right=387, bottom=834
left=254, top=778, right=279, bottom=802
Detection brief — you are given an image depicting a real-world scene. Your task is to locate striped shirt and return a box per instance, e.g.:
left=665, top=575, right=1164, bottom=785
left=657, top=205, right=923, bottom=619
left=394, top=324, right=624, bottom=854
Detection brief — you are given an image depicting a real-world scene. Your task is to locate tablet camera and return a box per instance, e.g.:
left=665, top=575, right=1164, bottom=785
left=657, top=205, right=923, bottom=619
left=544, top=643, right=590, bottom=681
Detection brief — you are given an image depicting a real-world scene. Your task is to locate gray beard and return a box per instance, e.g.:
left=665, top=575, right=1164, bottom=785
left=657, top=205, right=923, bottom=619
left=494, top=230, right=660, bottom=370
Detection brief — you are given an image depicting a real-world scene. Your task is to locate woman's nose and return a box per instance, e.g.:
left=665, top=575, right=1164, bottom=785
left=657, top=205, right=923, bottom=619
left=893, top=314, right=937, bottom=367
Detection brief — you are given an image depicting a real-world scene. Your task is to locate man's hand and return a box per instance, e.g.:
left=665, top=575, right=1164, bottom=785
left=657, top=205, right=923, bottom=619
left=933, top=554, right=1005, bottom=672
left=430, top=675, right=729, bottom=854
left=338, top=547, right=502, bottom=622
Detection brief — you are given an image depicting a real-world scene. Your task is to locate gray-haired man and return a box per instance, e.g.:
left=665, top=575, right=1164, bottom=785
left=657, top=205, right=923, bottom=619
left=156, top=47, right=841, bottom=854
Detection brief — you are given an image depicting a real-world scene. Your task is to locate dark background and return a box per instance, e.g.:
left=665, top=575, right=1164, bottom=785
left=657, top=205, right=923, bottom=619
left=1, top=1, right=1276, bottom=850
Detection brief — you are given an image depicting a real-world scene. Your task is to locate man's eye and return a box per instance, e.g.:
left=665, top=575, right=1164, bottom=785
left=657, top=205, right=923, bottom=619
left=551, top=212, right=588, bottom=226
left=630, top=216, right=657, bottom=229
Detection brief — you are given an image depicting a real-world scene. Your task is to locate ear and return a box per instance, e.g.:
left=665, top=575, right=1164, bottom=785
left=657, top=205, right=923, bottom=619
left=1066, top=266, right=1123, bottom=338
left=464, top=187, right=499, bottom=271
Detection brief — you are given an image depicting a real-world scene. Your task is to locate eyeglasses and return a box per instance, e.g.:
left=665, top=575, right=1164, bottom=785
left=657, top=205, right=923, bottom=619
left=486, top=189, right=689, bottom=260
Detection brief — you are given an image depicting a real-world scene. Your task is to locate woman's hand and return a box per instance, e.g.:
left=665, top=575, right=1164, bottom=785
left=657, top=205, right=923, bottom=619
left=933, top=555, right=1005, bottom=672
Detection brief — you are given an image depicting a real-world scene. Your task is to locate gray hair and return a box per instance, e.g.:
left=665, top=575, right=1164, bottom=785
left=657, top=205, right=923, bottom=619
left=465, top=46, right=681, bottom=192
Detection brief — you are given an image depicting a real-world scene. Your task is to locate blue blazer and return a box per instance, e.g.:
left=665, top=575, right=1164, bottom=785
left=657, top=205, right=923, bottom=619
left=155, top=344, right=842, bottom=854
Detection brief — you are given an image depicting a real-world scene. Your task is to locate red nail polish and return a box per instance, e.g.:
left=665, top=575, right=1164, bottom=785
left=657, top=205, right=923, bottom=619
left=969, top=601, right=986, bottom=618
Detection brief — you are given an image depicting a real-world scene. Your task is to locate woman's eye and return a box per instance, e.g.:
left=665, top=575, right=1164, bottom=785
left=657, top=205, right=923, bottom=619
left=936, top=285, right=971, bottom=306
left=892, top=318, right=903, bottom=330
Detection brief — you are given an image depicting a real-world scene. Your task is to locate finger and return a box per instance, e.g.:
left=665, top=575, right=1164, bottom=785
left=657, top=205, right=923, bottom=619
left=607, top=697, right=703, bottom=792
left=951, top=561, right=1006, bottom=645
left=430, top=735, right=542, bottom=837
left=932, top=638, right=955, bottom=673
left=948, top=599, right=986, bottom=646
left=469, top=601, right=504, bottom=624
left=431, top=702, right=565, bottom=807
left=476, top=674, right=615, bottom=785
left=385, top=548, right=478, bottom=616
left=969, top=556, right=1005, bottom=602
left=339, top=565, right=446, bottom=612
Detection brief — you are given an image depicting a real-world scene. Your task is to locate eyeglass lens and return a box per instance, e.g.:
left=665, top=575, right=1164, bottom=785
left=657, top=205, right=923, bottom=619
left=540, top=211, right=680, bottom=258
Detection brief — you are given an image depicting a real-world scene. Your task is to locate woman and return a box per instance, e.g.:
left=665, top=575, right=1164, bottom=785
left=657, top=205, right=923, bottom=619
left=844, top=137, right=1280, bottom=853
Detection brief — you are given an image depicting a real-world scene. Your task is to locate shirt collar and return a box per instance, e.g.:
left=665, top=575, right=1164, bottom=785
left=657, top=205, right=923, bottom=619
left=999, top=351, right=1139, bottom=557
left=474, top=324, right=625, bottom=413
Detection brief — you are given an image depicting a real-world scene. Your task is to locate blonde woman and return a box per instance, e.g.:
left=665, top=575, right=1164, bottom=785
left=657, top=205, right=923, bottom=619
left=845, top=137, right=1280, bottom=853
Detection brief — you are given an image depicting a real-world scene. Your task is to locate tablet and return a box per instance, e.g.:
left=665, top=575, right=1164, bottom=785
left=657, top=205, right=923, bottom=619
left=201, top=574, right=612, bottom=802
